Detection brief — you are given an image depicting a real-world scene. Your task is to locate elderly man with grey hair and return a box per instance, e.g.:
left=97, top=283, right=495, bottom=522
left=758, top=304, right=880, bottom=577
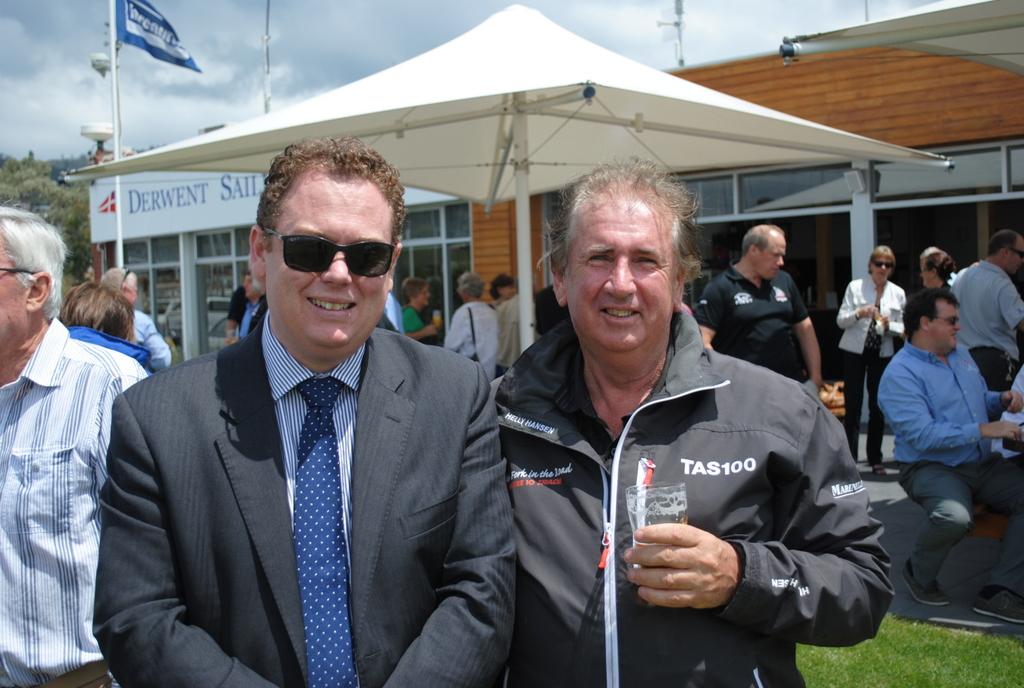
left=100, top=266, right=172, bottom=370
left=0, top=206, right=145, bottom=687
left=494, top=159, right=890, bottom=686
left=445, top=271, right=499, bottom=378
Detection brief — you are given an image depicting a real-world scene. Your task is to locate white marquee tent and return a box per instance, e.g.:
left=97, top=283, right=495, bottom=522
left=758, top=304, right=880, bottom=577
left=76, top=4, right=948, bottom=348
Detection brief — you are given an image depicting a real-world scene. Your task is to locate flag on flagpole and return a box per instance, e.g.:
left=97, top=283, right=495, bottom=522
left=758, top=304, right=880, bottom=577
left=116, top=0, right=201, bottom=72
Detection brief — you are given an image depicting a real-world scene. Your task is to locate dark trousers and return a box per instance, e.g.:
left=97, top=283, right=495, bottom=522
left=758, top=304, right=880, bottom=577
left=898, top=457, right=1024, bottom=589
left=843, top=349, right=889, bottom=465
left=968, top=347, right=1019, bottom=392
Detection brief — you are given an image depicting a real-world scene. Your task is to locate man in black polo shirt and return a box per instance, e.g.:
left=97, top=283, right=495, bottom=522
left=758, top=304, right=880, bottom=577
left=695, top=224, right=822, bottom=389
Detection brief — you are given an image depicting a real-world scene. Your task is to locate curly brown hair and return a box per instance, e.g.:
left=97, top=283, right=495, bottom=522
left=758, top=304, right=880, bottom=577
left=256, top=137, right=406, bottom=243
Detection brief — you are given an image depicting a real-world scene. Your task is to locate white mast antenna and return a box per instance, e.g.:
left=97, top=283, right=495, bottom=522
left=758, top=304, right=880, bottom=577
left=657, top=0, right=685, bottom=68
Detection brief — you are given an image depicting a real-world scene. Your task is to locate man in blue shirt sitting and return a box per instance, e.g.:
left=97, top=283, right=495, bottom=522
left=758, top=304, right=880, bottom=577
left=879, top=287, right=1024, bottom=623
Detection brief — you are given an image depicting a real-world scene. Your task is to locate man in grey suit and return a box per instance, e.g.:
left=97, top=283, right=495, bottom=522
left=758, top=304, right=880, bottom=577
left=94, top=137, right=515, bottom=687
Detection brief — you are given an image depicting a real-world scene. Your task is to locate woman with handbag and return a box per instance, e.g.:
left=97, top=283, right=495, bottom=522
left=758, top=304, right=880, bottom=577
left=445, top=271, right=499, bottom=378
left=836, top=245, right=906, bottom=475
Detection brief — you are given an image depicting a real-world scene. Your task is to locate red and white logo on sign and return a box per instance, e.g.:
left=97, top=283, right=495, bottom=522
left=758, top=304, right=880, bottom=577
left=98, top=191, right=116, bottom=213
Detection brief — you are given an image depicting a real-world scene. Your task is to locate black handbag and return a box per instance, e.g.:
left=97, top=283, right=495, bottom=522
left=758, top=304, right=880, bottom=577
left=467, top=307, right=480, bottom=362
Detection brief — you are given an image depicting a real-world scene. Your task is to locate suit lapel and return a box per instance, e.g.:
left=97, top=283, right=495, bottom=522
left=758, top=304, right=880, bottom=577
left=349, top=334, right=414, bottom=634
left=213, top=333, right=307, bottom=678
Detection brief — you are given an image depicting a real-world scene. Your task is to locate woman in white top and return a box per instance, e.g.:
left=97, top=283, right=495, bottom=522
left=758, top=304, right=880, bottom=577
left=836, top=245, right=906, bottom=475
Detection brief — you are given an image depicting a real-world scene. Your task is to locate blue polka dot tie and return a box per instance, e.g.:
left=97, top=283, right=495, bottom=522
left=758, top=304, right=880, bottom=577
left=295, top=377, right=358, bottom=688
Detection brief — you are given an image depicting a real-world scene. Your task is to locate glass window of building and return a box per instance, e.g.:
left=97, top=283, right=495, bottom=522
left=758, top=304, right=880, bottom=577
left=1011, top=145, right=1024, bottom=192
left=406, top=209, right=442, bottom=240
left=395, top=245, right=443, bottom=338
left=739, top=166, right=850, bottom=212
left=124, top=240, right=149, bottom=266
left=197, top=231, right=232, bottom=259
left=152, top=236, right=179, bottom=264
left=874, top=148, right=1002, bottom=200
left=394, top=202, right=472, bottom=340
left=132, top=267, right=152, bottom=313
left=445, top=204, right=471, bottom=238
left=154, top=266, right=181, bottom=358
left=196, top=263, right=234, bottom=354
left=123, top=237, right=182, bottom=364
left=235, top=226, right=250, bottom=256
left=694, top=214, right=851, bottom=309
left=446, top=242, right=472, bottom=311
left=195, top=227, right=253, bottom=355
left=686, top=176, right=733, bottom=217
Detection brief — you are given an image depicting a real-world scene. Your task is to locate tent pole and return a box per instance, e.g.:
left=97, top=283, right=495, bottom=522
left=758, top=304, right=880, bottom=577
left=484, top=125, right=513, bottom=214
left=512, top=94, right=535, bottom=351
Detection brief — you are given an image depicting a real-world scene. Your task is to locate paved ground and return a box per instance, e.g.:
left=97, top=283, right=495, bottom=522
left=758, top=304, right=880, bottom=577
left=857, top=433, right=1024, bottom=638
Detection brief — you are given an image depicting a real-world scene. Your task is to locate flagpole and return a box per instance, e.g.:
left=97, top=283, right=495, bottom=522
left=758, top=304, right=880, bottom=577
left=263, top=0, right=271, bottom=113
left=102, top=0, right=200, bottom=269
left=108, top=0, right=124, bottom=268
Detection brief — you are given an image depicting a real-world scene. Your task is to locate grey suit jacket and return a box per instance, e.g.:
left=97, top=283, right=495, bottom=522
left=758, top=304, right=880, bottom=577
left=94, top=326, right=515, bottom=687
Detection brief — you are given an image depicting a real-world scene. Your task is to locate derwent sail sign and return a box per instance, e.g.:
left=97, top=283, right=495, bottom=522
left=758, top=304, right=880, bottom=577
left=89, top=171, right=264, bottom=243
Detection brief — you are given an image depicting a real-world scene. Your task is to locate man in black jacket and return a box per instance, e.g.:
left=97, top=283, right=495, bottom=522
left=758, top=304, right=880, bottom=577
left=495, top=159, right=892, bottom=687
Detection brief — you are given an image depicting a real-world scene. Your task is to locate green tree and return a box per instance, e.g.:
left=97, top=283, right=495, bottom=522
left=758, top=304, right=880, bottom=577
left=0, top=154, right=93, bottom=284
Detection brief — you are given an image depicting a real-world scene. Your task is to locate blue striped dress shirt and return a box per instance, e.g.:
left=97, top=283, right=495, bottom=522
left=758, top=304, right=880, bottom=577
left=0, top=320, right=146, bottom=686
left=260, top=317, right=363, bottom=555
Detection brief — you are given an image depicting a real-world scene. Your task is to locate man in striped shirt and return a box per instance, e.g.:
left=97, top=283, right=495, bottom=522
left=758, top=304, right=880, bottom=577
left=0, top=207, right=146, bottom=687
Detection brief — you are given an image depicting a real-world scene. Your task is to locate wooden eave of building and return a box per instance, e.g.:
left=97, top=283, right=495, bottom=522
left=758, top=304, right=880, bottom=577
left=677, top=47, right=1024, bottom=150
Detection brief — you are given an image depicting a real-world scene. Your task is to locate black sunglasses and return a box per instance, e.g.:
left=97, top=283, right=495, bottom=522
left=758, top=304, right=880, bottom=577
left=872, top=260, right=893, bottom=269
left=261, top=227, right=394, bottom=277
left=0, top=267, right=33, bottom=276
left=1012, top=248, right=1024, bottom=259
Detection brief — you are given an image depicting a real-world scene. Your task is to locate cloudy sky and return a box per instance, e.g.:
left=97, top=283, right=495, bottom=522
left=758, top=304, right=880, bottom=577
left=1, top=0, right=936, bottom=161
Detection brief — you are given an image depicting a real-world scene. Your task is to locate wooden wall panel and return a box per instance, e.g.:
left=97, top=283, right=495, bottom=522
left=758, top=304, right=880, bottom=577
left=679, top=48, right=1024, bottom=149
left=471, top=196, right=546, bottom=302
left=472, top=201, right=514, bottom=304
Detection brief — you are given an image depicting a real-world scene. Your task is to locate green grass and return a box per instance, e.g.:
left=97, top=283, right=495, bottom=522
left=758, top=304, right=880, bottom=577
left=798, top=616, right=1024, bottom=687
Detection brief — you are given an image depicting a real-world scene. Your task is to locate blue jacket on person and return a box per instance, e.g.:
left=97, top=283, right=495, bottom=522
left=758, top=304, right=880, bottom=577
left=67, top=326, right=152, bottom=372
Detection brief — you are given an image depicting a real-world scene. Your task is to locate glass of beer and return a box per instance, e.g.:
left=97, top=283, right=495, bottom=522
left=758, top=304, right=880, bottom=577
left=432, top=309, right=442, bottom=329
left=624, top=482, right=687, bottom=598
left=624, top=482, right=687, bottom=532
